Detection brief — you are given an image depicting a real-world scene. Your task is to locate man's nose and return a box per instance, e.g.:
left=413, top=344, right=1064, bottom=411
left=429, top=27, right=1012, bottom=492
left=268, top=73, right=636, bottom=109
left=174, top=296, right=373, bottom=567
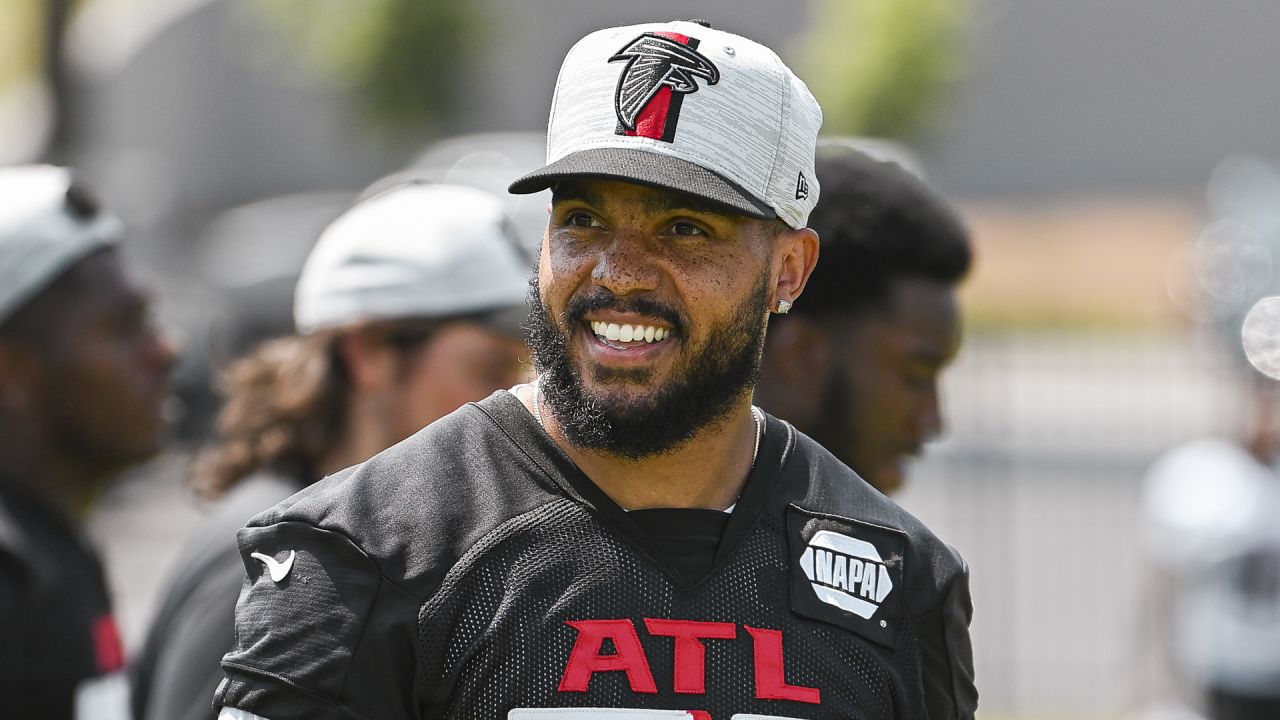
left=591, top=234, right=661, bottom=296
left=145, top=326, right=178, bottom=375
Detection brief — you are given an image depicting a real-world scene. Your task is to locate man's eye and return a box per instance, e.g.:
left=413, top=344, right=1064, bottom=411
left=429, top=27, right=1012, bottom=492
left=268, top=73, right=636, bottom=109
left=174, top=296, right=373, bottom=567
left=567, top=212, right=600, bottom=228
left=671, top=221, right=704, bottom=236
left=113, top=305, right=147, bottom=336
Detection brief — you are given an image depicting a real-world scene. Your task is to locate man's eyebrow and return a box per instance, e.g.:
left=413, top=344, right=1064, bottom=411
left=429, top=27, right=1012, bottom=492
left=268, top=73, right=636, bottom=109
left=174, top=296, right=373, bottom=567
left=551, top=181, right=603, bottom=208
left=98, top=286, right=148, bottom=316
left=644, top=190, right=741, bottom=218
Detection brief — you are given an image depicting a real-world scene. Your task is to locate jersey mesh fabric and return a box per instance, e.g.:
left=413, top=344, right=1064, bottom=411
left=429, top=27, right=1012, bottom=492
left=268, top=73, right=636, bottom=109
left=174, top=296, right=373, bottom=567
left=416, top=496, right=921, bottom=718
left=215, top=392, right=972, bottom=719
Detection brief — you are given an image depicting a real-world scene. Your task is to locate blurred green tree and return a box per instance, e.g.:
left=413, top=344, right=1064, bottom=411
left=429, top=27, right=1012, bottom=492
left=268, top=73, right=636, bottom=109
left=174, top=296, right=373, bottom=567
left=0, top=0, right=42, bottom=91
left=800, top=0, right=969, bottom=141
left=251, top=0, right=482, bottom=133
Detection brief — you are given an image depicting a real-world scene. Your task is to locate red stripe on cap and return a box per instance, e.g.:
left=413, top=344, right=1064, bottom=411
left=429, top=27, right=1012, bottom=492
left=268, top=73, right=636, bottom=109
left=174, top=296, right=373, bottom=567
left=628, top=88, right=673, bottom=139
left=92, top=614, right=125, bottom=672
left=625, top=31, right=691, bottom=141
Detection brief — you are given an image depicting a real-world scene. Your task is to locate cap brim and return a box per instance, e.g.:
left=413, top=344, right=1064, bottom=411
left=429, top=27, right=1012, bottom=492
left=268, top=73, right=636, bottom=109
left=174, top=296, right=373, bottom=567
left=508, top=147, right=775, bottom=220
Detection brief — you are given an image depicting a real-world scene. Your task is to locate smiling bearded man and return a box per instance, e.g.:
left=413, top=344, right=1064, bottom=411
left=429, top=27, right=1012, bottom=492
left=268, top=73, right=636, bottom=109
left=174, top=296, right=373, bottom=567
left=214, top=19, right=978, bottom=720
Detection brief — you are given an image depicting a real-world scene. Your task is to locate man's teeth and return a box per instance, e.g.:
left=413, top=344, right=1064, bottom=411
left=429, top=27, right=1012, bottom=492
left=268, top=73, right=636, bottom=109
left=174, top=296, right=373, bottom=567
left=590, top=321, right=669, bottom=343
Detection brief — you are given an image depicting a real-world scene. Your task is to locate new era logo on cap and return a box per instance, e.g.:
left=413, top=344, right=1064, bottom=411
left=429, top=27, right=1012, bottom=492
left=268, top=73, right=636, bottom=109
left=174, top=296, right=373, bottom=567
left=795, top=172, right=810, bottom=201
left=510, top=20, right=823, bottom=229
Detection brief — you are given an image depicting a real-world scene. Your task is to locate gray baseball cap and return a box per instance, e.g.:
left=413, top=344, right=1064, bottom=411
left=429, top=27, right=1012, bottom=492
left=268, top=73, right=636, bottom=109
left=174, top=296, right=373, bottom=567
left=293, top=182, right=531, bottom=335
left=509, top=20, right=823, bottom=228
left=0, top=165, right=122, bottom=325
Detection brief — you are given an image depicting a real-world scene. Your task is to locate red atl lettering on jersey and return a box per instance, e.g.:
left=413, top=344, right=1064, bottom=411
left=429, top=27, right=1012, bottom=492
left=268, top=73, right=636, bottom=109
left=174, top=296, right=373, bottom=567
left=559, top=618, right=821, bottom=705
left=744, top=626, right=822, bottom=704
left=559, top=619, right=658, bottom=693
left=644, top=619, right=737, bottom=694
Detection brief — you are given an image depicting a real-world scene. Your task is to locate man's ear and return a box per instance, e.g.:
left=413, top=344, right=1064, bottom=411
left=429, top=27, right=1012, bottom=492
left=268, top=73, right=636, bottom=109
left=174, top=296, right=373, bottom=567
left=335, top=331, right=398, bottom=393
left=771, top=227, right=819, bottom=311
left=0, top=342, right=43, bottom=416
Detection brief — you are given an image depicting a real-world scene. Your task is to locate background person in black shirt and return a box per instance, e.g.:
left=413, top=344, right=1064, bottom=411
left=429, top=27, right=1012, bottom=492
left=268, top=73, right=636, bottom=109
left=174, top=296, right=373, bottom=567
left=0, top=164, right=175, bottom=719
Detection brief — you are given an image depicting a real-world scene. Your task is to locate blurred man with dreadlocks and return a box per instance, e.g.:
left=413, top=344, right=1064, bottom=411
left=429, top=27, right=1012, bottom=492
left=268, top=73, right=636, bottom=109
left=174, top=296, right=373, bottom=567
left=130, top=182, right=532, bottom=720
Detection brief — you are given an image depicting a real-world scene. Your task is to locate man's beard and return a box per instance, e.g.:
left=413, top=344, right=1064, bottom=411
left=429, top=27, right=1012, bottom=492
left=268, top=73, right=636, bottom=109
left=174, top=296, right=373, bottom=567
left=526, top=272, right=771, bottom=459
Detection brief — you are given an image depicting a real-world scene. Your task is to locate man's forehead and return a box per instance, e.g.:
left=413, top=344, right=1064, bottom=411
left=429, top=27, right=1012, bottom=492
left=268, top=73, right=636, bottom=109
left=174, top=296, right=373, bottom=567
left=886, top=280, right=962, bottom=362
left=64, top=249, right=147, bottom=309
left=832, top=279, right=960, bottom=362
left=551, top=178, right=758, bottom=219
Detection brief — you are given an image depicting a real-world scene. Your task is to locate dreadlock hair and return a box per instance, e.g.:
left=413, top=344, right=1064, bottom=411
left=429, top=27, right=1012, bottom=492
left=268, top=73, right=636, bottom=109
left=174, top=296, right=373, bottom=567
left=189, top=317, right=444, bottom=499
left=189, top=330, right=346, bottom=499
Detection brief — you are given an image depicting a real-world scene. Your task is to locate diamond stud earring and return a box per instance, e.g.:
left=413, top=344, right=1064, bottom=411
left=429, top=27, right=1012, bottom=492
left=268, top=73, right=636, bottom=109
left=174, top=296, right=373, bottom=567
left=775, top=299, right=792, bottom=314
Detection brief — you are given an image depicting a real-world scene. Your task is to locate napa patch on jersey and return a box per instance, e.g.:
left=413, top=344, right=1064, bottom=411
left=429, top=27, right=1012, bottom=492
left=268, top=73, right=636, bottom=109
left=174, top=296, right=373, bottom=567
left=787, top=506, right=906, bottom=648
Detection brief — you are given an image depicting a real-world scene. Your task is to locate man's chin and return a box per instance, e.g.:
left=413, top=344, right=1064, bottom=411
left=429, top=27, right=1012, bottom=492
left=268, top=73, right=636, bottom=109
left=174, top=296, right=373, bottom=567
left=871, top=463, right=907, bottom=495
left=570, top=349, right=673, bottom=401
left=571, top=385, right=660, bottom=429
left=585, top=366, right=657, bottom=387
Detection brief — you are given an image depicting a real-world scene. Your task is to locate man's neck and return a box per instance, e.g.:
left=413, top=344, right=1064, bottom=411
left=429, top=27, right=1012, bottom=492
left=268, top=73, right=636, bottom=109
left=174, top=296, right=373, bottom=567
left=0, top=437, right=104, bottom=524
left=318, top=397, right=396, bottom=478
left=519, top=384, right=759, bottom=511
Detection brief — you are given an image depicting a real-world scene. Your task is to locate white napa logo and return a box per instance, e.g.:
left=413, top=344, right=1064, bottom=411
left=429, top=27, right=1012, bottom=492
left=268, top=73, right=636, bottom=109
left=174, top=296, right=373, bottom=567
left=799, top=530, right=894, bottom=619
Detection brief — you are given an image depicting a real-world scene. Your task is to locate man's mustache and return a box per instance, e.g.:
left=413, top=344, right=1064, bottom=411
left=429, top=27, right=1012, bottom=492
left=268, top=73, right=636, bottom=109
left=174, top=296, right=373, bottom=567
left=563, top=291, right=684, bottom=335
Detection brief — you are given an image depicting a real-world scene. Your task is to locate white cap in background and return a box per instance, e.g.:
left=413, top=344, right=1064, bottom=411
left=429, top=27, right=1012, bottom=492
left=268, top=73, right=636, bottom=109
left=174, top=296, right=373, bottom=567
left=0, top=165, right=122, bottom=324
left=509, top=19, right=823, bottom=229
left=293, top=183, right=531, bottom=335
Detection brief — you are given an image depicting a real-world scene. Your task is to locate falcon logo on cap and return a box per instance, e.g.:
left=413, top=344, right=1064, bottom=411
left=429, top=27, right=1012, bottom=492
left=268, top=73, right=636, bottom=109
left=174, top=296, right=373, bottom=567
left=609, top=32, right=719, bottom=142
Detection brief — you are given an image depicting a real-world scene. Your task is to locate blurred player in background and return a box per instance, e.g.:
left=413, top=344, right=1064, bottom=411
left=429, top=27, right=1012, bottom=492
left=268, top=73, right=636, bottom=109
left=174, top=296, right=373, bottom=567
left=756, top=146, right=972, bottom=494
left=129, top=182, right=532, bottom=720
left=1141, top=157, right=1280, bottom=720
left=0, top=165, right=175, bottom=719
left=1142, top=370, right=1280, bottom=720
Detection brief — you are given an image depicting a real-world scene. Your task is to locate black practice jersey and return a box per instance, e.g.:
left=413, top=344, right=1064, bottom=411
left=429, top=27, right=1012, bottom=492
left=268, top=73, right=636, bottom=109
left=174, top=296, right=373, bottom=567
left=215, top=391, right=976, bottom=719
left=0, top=483, right=128, bottom=719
